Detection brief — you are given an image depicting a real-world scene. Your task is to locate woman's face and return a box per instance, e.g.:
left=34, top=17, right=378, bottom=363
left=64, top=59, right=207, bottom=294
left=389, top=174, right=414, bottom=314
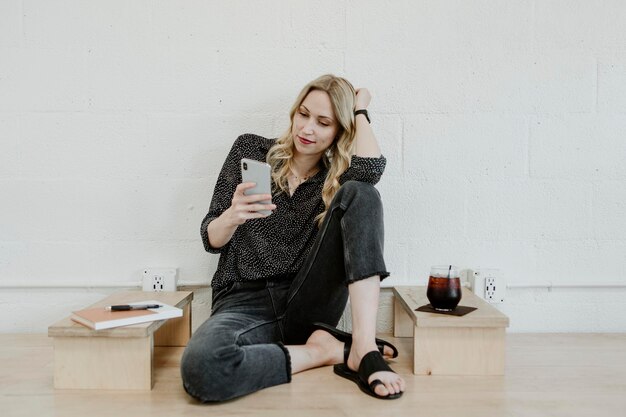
left=291, top=90, right=340, bottom=160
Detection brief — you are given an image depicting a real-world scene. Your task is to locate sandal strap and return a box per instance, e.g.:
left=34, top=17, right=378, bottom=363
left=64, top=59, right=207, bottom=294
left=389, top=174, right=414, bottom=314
left=312, top=322, right=399, bottom=360
left=369, top=379, right=385, bottom=392
left=344, top=341, right=394, bottom=364
left=358, top=351, right=393, bottom=383
left=343, top=341, right=351, bottom=364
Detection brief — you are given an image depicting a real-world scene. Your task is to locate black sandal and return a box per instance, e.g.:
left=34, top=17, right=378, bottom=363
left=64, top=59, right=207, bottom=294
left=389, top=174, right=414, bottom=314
left=311, top=322, right=399, bottom=363
left=333, top=350, right=403, bottom=400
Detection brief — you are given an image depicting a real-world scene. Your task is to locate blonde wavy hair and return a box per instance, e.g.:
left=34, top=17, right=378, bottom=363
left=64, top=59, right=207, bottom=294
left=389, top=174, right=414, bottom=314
left=266, top=74, right=357, bottom=226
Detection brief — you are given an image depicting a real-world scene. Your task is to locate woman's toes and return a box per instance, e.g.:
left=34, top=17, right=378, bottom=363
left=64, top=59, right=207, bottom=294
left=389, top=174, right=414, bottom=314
left=392, top=381, right=401, bottom=394
left=369, top=371, right=405, bottom=397
left=374, top=381, right=390, bottom=397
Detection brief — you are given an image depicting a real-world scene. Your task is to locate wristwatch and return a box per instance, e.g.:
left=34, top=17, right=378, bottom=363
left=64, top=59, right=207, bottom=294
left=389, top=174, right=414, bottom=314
left=354, top=109, right=370, bottom=124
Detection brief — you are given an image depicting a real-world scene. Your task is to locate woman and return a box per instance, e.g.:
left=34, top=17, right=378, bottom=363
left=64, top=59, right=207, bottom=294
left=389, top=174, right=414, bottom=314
left=181, top=74, right=406, bottom=401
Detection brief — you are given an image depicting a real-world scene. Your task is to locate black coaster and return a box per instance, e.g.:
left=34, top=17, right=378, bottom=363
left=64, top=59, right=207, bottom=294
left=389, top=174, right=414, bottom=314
left=415, top=304, right=477, bottom=316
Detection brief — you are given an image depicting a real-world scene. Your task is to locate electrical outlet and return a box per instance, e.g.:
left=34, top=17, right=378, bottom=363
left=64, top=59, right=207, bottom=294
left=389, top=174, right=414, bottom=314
left=483, top=269, right=505, bottom=303
left=142, top=268, right=177, bottom=292
left=471, top=268, right=505, bottom=303
left=485, top=276, right=497, bottom=301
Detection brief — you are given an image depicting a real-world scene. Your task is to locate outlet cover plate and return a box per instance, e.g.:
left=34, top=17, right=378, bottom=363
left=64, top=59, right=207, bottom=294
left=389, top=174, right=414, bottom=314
left=483, top=268, right=505, bottom=303
left=471, top=268, right=505, bottom=303
left=142, top=268, right=177, bottom=292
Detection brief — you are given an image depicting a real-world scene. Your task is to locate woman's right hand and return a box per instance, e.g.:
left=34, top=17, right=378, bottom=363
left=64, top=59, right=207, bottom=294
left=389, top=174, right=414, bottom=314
left=226, top=182, right=276, bottom=225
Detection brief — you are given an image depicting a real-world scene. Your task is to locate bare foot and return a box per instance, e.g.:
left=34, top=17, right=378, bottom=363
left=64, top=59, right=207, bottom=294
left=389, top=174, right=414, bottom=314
left=309, top=329, right=396, bottom=363
left=305, top=330, right=344, bottom=366
left=346, top=344, right=405, bottom=397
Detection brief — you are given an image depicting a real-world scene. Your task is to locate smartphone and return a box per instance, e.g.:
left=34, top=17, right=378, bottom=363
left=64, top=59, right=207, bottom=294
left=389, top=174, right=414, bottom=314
left=241, top=158, right=273, bottom=216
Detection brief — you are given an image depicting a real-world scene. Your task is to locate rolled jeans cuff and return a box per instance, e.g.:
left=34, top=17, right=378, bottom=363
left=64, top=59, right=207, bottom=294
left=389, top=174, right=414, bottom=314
left=276, top=341, right=292, bottom=383
left=346, top=270, right=391, bottom=286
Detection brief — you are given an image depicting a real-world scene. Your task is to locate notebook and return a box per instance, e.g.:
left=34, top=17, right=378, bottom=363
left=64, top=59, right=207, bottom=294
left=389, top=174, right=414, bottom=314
left=70, top=300, right=183, bottom=330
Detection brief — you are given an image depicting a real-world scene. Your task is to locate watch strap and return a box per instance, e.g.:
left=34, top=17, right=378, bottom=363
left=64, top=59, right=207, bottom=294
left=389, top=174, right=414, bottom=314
left=354, top=109, right=370, bottom=124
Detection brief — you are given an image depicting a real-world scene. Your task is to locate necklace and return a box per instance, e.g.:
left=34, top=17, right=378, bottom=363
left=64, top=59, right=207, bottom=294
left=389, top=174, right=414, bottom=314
left=288, top=166, right=318, bottom=194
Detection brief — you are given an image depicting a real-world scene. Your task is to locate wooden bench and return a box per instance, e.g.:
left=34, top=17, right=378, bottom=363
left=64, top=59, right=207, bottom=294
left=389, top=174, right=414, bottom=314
left=48, top=291, right=193, bottom=390
left=393, top=286, right=509, bottom=376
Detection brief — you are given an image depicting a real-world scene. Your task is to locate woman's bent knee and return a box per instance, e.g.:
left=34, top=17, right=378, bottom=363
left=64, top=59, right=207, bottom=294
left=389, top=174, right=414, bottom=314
left=337, top=180, right=382, bottom=205
left=340, top=180, right=378, bottom=194
left=180, top=343, right=243, bottom=402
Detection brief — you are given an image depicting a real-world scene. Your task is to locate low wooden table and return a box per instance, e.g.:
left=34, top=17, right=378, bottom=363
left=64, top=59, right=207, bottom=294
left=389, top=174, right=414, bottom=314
left=48, top=291, right=193, bottom=390
left=393, top=286, right=509, bottom=376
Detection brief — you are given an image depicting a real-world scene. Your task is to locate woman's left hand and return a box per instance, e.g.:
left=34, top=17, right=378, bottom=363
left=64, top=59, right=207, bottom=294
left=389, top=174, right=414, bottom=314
left=355, top=88, right=371, bottom=111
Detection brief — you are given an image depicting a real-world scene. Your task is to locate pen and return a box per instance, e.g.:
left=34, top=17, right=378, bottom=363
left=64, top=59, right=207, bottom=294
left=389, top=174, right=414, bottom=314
left=105, top=304, right=162, bottom=311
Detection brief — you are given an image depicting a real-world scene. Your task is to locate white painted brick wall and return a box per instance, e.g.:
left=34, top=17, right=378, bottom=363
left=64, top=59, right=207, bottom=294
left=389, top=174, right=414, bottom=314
left=1, top=0, right=626, bottom=333
left=0, top=1, right=22, bottom=48
left=530, top=115, right=626, bottom=180
left=598, top=55, right=626, bottom=114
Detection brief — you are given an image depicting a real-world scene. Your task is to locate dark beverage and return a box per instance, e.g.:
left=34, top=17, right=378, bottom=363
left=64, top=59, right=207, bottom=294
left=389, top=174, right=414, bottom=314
left=427, top=275, right=462, bottom=311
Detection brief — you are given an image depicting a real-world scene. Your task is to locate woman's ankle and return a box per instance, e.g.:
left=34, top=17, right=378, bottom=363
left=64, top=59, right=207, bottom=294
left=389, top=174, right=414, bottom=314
left=306, top=330, right=343, bottom=366
left=346, top=341, right=379, bottom=370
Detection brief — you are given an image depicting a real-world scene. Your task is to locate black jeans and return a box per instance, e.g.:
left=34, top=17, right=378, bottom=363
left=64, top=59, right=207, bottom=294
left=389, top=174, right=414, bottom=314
left=180, top=181, right=389, bottom=402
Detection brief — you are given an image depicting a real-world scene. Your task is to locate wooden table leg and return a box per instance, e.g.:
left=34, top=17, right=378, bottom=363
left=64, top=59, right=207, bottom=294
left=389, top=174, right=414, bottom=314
left=393, top=294, right=414, bottom=338
left=413, top=326, right=506, bottom=375
left=53, top=336, right=153, bottom=390
left=154, top=303, right=192, bottom=347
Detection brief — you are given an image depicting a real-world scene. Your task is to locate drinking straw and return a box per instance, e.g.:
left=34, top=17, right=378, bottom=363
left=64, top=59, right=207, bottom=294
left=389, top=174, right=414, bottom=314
left=447, top=265, right=451, bottom=278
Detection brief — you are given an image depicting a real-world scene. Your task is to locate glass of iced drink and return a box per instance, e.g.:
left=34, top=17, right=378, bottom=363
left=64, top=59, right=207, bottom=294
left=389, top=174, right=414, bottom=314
left=426, top=265, right=462, bottom=311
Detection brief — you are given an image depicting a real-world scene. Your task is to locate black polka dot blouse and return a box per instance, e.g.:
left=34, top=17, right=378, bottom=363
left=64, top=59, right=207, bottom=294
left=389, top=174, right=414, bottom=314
left=201, top=133, right=387, bottom=291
